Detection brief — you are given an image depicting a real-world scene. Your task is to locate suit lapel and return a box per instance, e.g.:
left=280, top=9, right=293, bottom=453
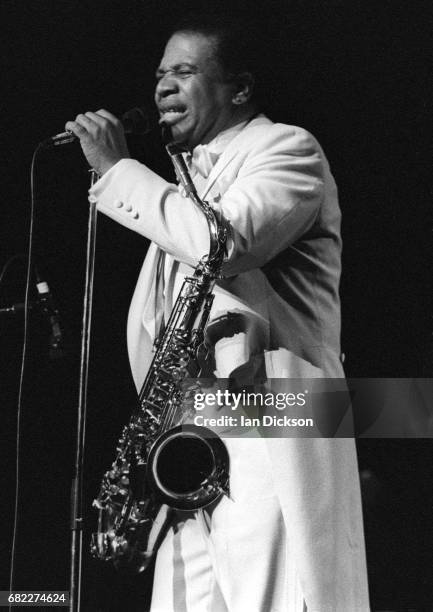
left=199, top=149, right=239, bottom=200
left=199, top=114, right=272, bottom=200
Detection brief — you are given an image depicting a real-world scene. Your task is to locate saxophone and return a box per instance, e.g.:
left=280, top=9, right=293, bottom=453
left=90, top=137, right=229, bottom=573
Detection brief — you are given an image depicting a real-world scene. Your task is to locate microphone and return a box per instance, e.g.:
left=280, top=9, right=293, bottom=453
left=35, top=274, right=64, bottom=357
left=0, top=302, right=36, bottom=315
left=0, top=274, right=65, bottom=358
left=42, top=106, right=150, bottom=147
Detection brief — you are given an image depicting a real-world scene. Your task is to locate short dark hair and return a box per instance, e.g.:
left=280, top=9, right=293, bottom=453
left=169, top=10, right=266, bottom=104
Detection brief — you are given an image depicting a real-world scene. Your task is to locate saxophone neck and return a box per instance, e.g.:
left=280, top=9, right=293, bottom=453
left=165, top=142, right=198, bottom=198
left=165, top=141, right=227, bottom=274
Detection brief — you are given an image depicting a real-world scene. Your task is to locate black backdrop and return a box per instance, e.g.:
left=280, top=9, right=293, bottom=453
left=1, top=1, right=432, bottom=609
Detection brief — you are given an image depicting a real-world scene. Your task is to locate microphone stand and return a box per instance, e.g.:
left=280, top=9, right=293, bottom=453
left=70, top=169, right=99, bottom=612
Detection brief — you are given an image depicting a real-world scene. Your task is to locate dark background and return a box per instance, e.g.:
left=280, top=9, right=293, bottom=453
left=1, top=1, right=432, bottom=610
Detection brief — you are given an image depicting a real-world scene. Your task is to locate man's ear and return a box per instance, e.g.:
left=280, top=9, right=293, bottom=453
left=232, top=72, right=255, bottom=105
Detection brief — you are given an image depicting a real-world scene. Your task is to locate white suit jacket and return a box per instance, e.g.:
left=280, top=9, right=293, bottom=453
left=90, top=115, right=370, bottom=611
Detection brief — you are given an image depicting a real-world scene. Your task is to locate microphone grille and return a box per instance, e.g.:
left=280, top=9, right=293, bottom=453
left=121, top=106, right=151, bottom=136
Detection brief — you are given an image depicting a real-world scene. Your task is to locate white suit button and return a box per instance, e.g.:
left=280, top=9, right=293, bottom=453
left=125, top=204, right=132, bottom=212
left=115, top=200, right=123, bottom=208
left=88, top=194, right=97, bottom=203
left=133, top=211, right=139, bottom=219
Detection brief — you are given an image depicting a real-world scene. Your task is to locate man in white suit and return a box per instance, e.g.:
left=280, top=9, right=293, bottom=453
left=67, top=14, right=370, bottom=612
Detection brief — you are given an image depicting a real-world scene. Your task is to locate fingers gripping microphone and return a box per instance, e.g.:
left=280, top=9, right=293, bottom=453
left=43, top=106, right=150, bottom=147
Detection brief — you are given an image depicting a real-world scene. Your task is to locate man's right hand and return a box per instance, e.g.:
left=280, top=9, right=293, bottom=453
left=65, top=108, right=130, bottom=176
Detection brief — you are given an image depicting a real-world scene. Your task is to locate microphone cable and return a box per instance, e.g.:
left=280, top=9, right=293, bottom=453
left=0, top=253, right=26, bottom=287
left=8, top=142, right=44, bottom=604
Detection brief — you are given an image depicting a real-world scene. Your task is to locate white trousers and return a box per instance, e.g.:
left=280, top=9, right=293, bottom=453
left=150, top=438, right=306, bottom=612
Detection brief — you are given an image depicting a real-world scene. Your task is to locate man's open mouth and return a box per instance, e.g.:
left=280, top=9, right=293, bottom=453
left=159, top=105, right=187, bottom=124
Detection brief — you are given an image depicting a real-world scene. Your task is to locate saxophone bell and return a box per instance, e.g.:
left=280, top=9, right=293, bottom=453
left=147, top=424, right=230, bottom=510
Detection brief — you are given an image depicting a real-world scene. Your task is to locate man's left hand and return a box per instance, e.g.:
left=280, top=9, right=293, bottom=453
left=65, top=109, right=130, bottom=176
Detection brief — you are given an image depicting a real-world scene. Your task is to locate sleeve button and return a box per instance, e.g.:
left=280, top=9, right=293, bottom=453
left=115, top=200, right=123, bottom=208
left=125, top=204, right=132, bottom=212
left=132, top=211, right=139, bottom=219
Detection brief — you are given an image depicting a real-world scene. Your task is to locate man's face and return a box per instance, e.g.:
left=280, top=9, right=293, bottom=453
left=155, top=32, right=236, bottom=149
